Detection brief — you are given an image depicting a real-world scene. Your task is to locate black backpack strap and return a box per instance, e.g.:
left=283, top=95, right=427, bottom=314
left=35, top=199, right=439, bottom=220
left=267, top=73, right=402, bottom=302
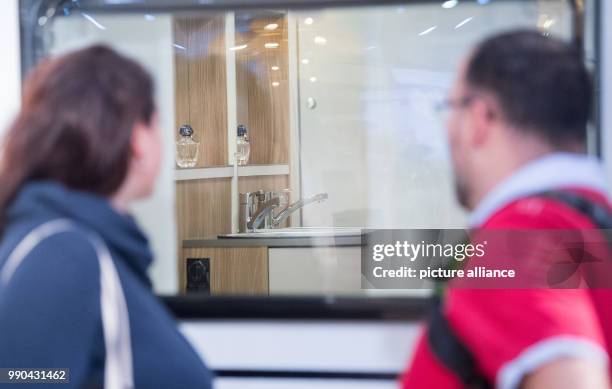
left=427, top=190, right=611, bottom=388
left=537, top=190, right=612, bottom=230
left=427, top=296, right=493, bottom=389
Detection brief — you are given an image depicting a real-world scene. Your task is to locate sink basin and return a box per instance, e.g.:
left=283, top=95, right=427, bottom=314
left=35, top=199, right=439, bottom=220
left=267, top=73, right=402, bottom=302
left=218, top=227, right=363, bottom=239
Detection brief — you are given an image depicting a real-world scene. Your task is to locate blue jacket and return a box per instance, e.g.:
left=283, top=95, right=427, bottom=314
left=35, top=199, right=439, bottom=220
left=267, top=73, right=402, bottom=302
left=0, top=181, right=213, bottom=388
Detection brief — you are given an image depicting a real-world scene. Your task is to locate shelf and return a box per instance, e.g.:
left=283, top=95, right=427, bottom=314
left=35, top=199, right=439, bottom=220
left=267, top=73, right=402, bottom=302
left=174, top=164, right=290, bottom=181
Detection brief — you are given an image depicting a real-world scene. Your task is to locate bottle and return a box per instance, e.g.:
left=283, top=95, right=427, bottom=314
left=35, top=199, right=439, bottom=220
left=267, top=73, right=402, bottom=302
left=176, top=124, right=199, bottom=168
left=236, top=124, right=250, bottom=166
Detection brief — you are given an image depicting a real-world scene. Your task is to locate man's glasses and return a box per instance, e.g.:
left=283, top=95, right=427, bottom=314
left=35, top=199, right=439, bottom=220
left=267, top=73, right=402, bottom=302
left=435, top=96, right=475, bottom=122
left=435, top=95, right=475, bottom=116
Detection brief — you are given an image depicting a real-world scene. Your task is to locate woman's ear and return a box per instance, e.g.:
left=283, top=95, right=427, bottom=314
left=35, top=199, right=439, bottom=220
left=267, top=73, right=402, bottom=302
left=130, top=113, right=159, bottom=161
left=130, top=122, right=148, bottom=160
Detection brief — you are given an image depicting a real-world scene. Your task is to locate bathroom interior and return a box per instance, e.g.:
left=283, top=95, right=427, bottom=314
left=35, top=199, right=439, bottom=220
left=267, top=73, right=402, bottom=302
left=39, top=0, right=586, bottom=298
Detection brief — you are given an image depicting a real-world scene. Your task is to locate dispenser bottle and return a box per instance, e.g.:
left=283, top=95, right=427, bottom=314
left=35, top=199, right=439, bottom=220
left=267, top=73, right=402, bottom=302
left=176, top=124, right=199, bottom=168
left=236, top=124, right=250, bottom=166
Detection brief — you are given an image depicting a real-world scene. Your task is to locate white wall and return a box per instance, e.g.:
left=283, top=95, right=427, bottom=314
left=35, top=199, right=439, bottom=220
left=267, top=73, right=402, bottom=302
left=181, top=320, right=419, bottom=388
left=50, top=15, right=178, bottom=294
left=0, top=0, right=21, bottom=134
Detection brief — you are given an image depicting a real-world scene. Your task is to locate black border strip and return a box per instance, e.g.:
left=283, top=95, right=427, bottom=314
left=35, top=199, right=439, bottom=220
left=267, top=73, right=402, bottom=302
left=594, top=0, right=603, bottom=157
left=25, top=0, right=537, bottom=14
left=162, top=295, right=430, bottom=321
left=214, top=369, right=398, bottom=380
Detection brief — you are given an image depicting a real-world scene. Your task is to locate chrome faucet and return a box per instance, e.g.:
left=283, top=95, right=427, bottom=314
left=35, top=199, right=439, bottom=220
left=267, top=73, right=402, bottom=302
left=270, top=193, right=328, bottom=228
left=239, top=191, right=328, bottom=232
left=248, top=198, right=280, bottom=231
left=242, top=192, right=280, bottom=232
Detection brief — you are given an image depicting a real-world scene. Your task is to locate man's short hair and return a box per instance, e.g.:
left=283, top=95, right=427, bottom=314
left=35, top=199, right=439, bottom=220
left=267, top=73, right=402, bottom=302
left=466, top=29, right=592, bottom=146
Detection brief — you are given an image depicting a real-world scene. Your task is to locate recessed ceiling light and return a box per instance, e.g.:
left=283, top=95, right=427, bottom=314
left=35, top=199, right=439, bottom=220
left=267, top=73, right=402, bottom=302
left=418, top=26, right=437, bottom=36
left=314, top=36, right=327, bottom=45
left=309, top=76, right=317, bottom=83
left=265, top=42, right=280, bottom=49
left=229, top=44, right=248, bottom=51
left=455, top=17, right=473, bottom=29
left=442, top=0, right=458, bottom=9
left=272, top=81, right=280, bottom=87
left=542, top=18, right=555, bottom=29
left=82, top=13, right=106, bottom=30
left=271, top=66, right=280, bottom=71
left=301, top=59, right=310, bottom=65
left=264, top=23, right=279, bottom=31
left=304, top=17, right=314, bottom=25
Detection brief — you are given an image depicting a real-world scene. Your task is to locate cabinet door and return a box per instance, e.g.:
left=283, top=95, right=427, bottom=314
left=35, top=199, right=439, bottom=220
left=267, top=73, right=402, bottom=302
left=268, top=247, right=361, bottom=294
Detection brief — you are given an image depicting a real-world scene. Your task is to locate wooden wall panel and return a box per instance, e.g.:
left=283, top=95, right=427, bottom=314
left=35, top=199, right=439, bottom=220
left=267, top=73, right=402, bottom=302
left=182, top=247, right=268, bottom=295
left=173, top=19, right=191, bottom=136
left=173, top=16, right=228, bottom=167
left=176, top=178, right=232, bottom=239
left=238, top=174, right=290, bottom=195
left=176, top=178, right=231, bottom=285
left=173, top=13, right=293, bottom=292
left=176, top=174, right=290, bottom=286
left=235, top=16, right=289, bottom=165
left=176, top=175, right=289, bottom=243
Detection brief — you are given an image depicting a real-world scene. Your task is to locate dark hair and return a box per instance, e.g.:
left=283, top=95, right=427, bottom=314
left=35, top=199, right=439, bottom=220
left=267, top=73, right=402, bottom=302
left=465, top=30, right=592, bottom=146
left=0, top=45, right=155, bottom=227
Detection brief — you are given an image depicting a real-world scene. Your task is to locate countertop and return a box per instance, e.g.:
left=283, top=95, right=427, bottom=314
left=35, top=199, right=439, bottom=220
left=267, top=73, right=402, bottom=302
left=183, top=235, right=363, bottom=248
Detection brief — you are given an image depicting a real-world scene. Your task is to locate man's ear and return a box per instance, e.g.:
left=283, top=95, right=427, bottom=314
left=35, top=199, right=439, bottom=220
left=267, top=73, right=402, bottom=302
left=468, top=97, right=497, bottom=148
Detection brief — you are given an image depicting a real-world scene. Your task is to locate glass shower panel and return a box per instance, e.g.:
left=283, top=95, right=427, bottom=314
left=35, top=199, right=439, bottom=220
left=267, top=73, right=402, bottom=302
left=295, top=1, right=572, bottom=229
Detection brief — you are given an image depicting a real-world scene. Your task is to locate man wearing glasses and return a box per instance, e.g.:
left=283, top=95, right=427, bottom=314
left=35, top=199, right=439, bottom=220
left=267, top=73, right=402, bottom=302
left=403, top=30, right=611, bottom=389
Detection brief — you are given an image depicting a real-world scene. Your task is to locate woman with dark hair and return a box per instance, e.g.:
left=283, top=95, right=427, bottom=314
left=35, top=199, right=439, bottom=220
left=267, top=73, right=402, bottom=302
left=0, top=46, right=212, bottom=388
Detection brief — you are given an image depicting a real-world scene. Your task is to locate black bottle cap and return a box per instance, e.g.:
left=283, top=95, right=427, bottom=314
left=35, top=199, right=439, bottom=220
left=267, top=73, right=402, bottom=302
left=237, top=124, right=247, bottom=137
left=179, top=124, right=194, bottom=137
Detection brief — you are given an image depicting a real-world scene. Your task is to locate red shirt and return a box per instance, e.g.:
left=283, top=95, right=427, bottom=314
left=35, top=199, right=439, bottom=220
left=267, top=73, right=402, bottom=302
left=402, top=188, right=611, bottom=389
